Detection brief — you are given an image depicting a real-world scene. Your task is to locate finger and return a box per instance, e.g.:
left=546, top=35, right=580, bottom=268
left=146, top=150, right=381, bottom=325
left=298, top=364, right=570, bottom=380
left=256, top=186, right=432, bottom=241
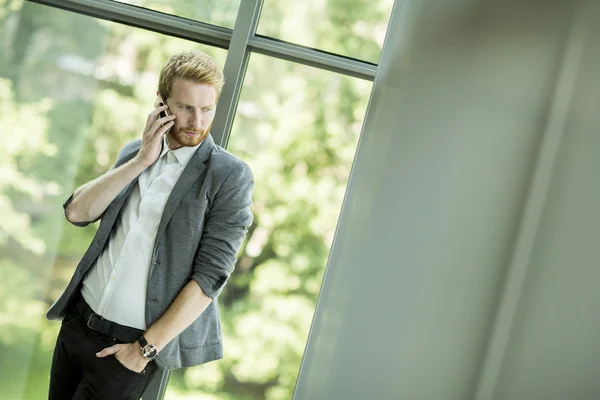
left=143, top=106, right=164, bottom=133
left=143, top=112, right=172, bottom=140
left=157, top=121, right=174, bottom=137
left=145, top=105, right=170, bottom=127
left=96, top=344, right=121, bottom=358
left=156, top=114, right=176, bottom=126
left=150, top=119, right=174, bottom=137
left=147, top=105, right=168, bottom=122
left=149, top=112, right=174, bottom=131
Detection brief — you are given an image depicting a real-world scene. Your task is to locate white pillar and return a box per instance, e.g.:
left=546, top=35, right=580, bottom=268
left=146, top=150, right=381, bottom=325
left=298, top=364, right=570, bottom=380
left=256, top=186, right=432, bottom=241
left=293, top=1, right=600, bottom=399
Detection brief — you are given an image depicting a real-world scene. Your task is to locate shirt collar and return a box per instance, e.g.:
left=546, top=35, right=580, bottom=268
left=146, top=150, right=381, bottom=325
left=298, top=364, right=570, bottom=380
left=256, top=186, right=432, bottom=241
left=161, top=134, right=203, bottom=168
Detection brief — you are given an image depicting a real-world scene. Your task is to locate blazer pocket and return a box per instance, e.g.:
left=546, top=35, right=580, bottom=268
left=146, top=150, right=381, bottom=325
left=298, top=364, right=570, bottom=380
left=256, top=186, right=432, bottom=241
left=178, top=195, right=209, bottom=212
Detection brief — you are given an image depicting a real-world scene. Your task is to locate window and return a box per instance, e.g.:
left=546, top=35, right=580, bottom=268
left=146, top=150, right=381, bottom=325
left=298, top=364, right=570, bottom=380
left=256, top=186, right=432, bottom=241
left=258, top=0, right=394, bottom=63
left=0, top=0, right=393, bottom=398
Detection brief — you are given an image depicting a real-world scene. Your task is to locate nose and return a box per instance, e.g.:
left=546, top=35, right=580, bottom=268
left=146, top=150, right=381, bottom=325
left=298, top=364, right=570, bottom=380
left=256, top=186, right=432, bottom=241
left=192, top=109, right=203, bottom=130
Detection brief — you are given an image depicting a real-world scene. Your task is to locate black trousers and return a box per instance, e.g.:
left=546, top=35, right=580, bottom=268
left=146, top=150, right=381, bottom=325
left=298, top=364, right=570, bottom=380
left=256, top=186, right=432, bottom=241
left=48, top=298, right=157, bottom=400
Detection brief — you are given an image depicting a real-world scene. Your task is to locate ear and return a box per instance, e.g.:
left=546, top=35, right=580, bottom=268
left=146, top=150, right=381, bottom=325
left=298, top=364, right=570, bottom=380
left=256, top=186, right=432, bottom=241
left=154, top=92, right=163, bottom=108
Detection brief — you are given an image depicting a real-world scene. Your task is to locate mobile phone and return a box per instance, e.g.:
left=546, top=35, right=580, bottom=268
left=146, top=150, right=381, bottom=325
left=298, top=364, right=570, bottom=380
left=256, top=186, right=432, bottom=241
left=158, top=93, right=172, bottom=133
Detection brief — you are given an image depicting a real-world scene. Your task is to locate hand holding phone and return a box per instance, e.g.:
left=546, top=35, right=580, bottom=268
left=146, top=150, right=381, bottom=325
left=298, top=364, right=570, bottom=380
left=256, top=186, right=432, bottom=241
left=136, top=95, right=176, bottom=166
left=157, top=94, right=173, bottom=134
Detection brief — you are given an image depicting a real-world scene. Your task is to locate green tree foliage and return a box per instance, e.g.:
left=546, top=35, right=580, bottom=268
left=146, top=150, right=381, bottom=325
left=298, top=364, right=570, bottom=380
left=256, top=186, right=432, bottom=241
left=0, top=77, right=57, bottom=400
left=0, top=0, right=391, bottom=398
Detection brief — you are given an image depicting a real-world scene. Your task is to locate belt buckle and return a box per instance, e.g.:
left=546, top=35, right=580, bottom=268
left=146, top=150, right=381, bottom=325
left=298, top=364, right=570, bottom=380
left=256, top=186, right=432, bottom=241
left=87, top=312, right=104, bottom=330
left=87, top=313, right=95, bottom=329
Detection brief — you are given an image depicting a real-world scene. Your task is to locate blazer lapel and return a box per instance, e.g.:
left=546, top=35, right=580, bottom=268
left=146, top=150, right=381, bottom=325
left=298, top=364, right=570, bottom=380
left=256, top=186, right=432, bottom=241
left=155, top=134, right=215, bottom=241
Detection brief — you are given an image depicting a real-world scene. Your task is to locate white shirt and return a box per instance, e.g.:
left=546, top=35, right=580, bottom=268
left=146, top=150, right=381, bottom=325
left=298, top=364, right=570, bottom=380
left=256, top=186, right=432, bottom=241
left=81, top=137, right=201, bottom=329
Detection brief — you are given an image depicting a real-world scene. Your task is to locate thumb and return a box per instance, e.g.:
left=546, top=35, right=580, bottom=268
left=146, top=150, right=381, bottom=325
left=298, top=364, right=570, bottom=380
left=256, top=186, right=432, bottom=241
left=96, top=344, right=121, bottom=358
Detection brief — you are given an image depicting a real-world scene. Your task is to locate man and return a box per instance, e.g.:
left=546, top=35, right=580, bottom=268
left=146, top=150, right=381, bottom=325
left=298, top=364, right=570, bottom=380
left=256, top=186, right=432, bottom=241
left=47, top=51, right=254, bottom=400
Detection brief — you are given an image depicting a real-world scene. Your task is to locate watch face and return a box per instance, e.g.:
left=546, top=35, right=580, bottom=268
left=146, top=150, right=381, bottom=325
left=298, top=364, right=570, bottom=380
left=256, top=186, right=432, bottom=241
left=142, top=344, right=158, bottom=360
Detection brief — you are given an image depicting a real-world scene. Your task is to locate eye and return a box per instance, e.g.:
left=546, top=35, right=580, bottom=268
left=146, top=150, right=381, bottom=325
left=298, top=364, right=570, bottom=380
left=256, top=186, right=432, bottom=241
left=202, top=107, right=214, bottom=113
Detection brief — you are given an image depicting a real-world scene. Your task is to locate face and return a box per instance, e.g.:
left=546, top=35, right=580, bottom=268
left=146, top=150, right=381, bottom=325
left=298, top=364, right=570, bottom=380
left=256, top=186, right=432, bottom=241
left=163, top=78, right=217, bottom=150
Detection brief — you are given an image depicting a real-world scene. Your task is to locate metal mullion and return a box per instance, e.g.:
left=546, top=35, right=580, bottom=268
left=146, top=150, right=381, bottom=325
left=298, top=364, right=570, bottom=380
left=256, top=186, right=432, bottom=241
left=142, top=368, right=170, bottom=400
left=211, top=0, right=264, bottom=148
left=249, top=35, right=377, bottom=81
left=27, top=0, right=232, bottom=48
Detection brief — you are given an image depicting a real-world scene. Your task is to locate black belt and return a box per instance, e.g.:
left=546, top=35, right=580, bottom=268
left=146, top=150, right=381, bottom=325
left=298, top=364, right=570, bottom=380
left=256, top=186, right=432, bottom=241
left=73, top=294, right=144, bottom=343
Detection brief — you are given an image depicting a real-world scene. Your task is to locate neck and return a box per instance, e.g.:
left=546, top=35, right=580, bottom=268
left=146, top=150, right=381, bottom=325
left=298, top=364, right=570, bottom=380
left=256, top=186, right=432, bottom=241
left=165, top=133, right=181, bottom=150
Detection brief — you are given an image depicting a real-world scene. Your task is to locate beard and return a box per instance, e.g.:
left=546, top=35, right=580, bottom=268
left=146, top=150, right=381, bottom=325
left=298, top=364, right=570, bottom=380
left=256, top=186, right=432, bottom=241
left=167, top=123, right=211, bottom=149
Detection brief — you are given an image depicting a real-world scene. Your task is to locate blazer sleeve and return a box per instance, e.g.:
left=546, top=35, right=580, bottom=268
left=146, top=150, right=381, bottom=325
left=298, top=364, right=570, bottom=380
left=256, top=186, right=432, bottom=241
left=191, top=163, right=254, bottom=300
left=63, top=139, right=141, bottom=227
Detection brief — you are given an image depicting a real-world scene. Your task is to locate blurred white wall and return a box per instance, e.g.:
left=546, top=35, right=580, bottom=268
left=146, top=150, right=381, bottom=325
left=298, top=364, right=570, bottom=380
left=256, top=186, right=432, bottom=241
left=293, top=1, right=600, bottom=399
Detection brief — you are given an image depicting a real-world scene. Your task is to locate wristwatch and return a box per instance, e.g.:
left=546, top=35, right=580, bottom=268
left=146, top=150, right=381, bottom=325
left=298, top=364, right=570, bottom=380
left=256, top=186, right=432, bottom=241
left=138, top=335, right=159, bottom=361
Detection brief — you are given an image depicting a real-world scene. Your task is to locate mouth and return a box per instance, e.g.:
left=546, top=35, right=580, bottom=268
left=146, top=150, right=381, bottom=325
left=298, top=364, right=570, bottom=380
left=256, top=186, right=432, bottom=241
left=184, top=131, right=201, bottom=137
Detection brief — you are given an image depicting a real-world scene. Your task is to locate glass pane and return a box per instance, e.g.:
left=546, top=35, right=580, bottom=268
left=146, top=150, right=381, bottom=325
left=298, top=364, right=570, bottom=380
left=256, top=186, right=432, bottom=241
left=168, top=53, right=372, bottom=399
left=0, top=1, right=225, bottom=398
left=258, top=0, right=395, bottom=63
left=113, top=0, right=240, bottom=29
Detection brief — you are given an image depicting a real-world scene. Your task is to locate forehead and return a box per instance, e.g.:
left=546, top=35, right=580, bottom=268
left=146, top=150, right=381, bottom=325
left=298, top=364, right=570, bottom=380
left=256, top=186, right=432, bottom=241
left=170, top=78, right=217, bottom=105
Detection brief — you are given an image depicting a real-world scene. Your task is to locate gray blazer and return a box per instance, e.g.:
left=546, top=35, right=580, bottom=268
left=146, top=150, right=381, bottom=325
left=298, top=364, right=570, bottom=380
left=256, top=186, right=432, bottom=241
left=46, top=134, right=254, bottom=369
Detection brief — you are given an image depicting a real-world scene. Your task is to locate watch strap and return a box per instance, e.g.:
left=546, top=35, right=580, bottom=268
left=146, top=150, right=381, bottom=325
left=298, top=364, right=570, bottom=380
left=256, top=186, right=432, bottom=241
left=138, top=334, right=158, bottom=360
left=138, top=334, right=149, bottom=347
